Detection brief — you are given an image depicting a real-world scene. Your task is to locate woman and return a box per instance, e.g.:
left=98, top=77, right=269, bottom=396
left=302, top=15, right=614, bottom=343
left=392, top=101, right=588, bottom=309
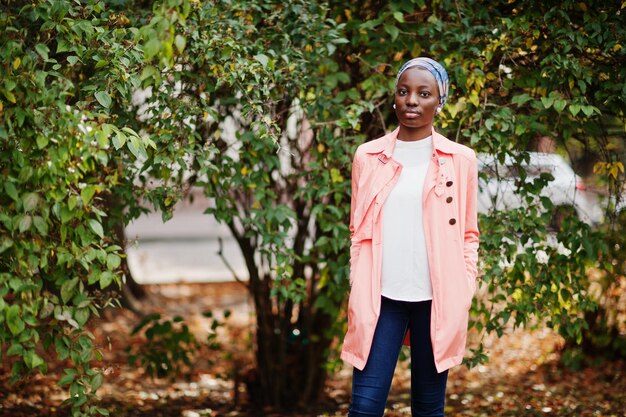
left=341, top=57, right=480, bottom=417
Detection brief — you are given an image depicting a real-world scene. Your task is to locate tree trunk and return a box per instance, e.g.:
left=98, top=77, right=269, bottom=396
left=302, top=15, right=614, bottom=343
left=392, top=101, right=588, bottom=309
left=230, top=232, right=334, bottom=410
left=249, top=297, right=333, bottom=410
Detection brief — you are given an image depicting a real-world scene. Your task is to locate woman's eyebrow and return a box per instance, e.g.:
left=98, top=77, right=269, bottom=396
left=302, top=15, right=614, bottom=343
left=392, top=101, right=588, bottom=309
left=397, top=84, right=433, bottom=89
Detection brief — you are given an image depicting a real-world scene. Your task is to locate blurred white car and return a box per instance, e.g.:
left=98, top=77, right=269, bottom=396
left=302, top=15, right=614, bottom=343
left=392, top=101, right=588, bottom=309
left=477, top=152, right=602, bottom=227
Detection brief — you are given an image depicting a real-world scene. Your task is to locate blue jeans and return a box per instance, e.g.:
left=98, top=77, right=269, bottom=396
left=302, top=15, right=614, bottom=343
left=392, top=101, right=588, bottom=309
left=348, top=297, right=448, bottom=417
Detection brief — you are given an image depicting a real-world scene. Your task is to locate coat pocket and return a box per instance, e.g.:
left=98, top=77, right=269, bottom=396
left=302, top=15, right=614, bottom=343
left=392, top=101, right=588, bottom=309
left=351, top=201, right=375, bottom=242
left=349, top=239, right=373, bottom=287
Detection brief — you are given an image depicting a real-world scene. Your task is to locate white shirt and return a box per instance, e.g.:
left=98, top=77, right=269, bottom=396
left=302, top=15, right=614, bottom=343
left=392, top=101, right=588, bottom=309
left=381, top=136, right=433, bottom=302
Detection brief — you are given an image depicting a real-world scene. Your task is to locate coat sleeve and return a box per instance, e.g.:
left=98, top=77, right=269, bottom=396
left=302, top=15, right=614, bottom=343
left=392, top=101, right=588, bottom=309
left=349, top=151, right=361, bottom=286
left=463, top=152, right=480, bottom=294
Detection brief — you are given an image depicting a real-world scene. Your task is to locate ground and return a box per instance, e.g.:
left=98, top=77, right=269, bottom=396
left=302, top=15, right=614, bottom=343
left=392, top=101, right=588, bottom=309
left=1, top=282, right=624, bottom=417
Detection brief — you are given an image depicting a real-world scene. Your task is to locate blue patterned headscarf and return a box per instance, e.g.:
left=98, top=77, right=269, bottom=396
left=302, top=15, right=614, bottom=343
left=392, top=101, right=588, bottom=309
left=395, top=57, right=449, bottom=107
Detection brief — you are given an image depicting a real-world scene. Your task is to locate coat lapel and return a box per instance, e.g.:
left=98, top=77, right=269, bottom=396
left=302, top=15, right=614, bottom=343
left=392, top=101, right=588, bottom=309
left=362, top=130, right=402, bottom=223
left=423, top=130, right=454, bottom=204
left=372, top=156, right=401, bottom=222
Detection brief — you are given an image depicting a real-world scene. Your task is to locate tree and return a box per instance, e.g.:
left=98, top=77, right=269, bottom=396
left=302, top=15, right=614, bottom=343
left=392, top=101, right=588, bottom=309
left=0, top=0, right=193, bottom=414
left=131, top=0, right=357, bottom=408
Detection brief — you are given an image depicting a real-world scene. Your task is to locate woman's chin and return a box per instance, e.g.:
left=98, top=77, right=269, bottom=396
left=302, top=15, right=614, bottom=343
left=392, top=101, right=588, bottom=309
left=399, top=120, right=431, bottom=130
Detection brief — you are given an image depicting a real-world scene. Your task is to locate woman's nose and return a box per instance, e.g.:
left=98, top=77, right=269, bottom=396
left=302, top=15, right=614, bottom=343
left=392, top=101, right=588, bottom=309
left=406, top=92, right=419, bottom=106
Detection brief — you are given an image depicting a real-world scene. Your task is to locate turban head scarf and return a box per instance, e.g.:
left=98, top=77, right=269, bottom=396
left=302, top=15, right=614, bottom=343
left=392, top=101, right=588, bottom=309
left=395, top=57, right=449, bottom=107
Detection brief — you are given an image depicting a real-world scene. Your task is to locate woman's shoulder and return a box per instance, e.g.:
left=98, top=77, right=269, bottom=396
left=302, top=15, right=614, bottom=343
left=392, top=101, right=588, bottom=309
left=357, top=132, right=393, bottom=152
left=434, top=132, right=477, bottom=163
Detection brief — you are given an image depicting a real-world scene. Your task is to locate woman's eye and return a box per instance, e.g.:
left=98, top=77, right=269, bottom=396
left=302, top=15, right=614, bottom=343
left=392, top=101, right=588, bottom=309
left=420, top=91, right=431, bottom=97
left=398, top=89, right=408, bottom=96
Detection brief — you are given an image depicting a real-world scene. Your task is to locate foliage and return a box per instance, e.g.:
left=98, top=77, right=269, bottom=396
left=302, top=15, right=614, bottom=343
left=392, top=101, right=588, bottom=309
left=127, top=314, right=199, bottom=378
left=130, top=0, right=357, bottom=408
left=0, top=0, right=176, bottom=415
left=125, top=309, right=232, bottom=379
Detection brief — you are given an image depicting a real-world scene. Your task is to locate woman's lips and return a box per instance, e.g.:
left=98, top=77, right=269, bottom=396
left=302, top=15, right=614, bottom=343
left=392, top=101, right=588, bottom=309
left=403, top=111, right=422, bottom=118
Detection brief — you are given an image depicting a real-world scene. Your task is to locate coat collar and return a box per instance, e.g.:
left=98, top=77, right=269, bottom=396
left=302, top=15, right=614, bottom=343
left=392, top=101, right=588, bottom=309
left=365, top=127, right=458, bottom=158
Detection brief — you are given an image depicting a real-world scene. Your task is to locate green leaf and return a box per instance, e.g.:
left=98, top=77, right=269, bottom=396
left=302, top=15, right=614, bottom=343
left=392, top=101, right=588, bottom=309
left=3, top=90, right=16, bottom=103
left=330, top=168, right=344, bottom=183
left=91, top=372, right=103, bottom=391
left=60, top=277, right=78, bottom=303
left=553, top=99, right=567, bottom=113
left=22, top=192, right=39, bottom=212
left=112, top=131, right=126, bottom=149
left=360, top=18, right=382, bottom=29
left=121, top=126, right=139, bottom=136
left=67, top=56, right=80, bottom=66
left=6, top=305, right=25, bottom=335
left=75, top=308, right=90, bottom=326
left=255, top=53, right=269, bottom=68
left=19, top=215, right=32, bottom=233
left=175, top=35, right=186, bottom=53
left=569, top=103, right=581, bottom=116
left=5, top=79, right=16, bottom=92
left=99, top=271, right=114, bottom=289
left=68, top=195, right=77, bottom=210
left=106, top=253, right=121, bottom=270
left=7, top=343, right=24, bottom=356
left=127, top=136, right=147, bottom=158
left=88, top=269, right=100, bottom=285
left=56, top=39, right=70, bottom=53
left=384, top=24, right=400, bottom=41
left=55, top=337, right=70, bottom=359
left=4, top=182, right=19, bottom=202
left=581, top=105, right=594, bottom=116
left=540, top=96, right=554, bottom=109
left=81, top=185, right=96, bottom=206
left=95, top=91, right=112, bottom=109
left=25, top=350, right=45, bottom=369
left=35, top=43, right=49, bottom=60
left=36, top=135, right=49, bottom=149
left=511, top=94, right=532, bottom=105
left=144, top=38, right=160, bottom=60
left=0, top=237, right=13, bottom=254
left=140, top=65, right=157, bottom=81
left=393, top=11, right=405, bottom=22
left=33, top=216, right=48, bottom=235
left=59, top=369, right=77, bottom=386
left=95, top=149, right=109, bottom=166
left=60, top=206, right=73, bottom=223
left=101, top=123, right=113, bottom=136
left=96, top=407, right=110, bottom=416
left=514, top=124, right=527, bottom=135
left=89, top=219, right=104, bottom=239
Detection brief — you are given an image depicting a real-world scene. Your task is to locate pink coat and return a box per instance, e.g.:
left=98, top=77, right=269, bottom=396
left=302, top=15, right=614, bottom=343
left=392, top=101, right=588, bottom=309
left=340, top=127, right=479, bottom=373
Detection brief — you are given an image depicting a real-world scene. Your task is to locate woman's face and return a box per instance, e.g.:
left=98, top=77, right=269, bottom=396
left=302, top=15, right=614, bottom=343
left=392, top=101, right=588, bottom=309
left=394, top=67, right=440, bottom=135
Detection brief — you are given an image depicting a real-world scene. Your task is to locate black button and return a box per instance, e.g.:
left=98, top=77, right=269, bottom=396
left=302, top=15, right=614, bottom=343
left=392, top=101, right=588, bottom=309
left=449, top=218, right=456, bottom=225
left=446, top=196, right=453, bottom=203
left=446, top=181, right=453, bottom=187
